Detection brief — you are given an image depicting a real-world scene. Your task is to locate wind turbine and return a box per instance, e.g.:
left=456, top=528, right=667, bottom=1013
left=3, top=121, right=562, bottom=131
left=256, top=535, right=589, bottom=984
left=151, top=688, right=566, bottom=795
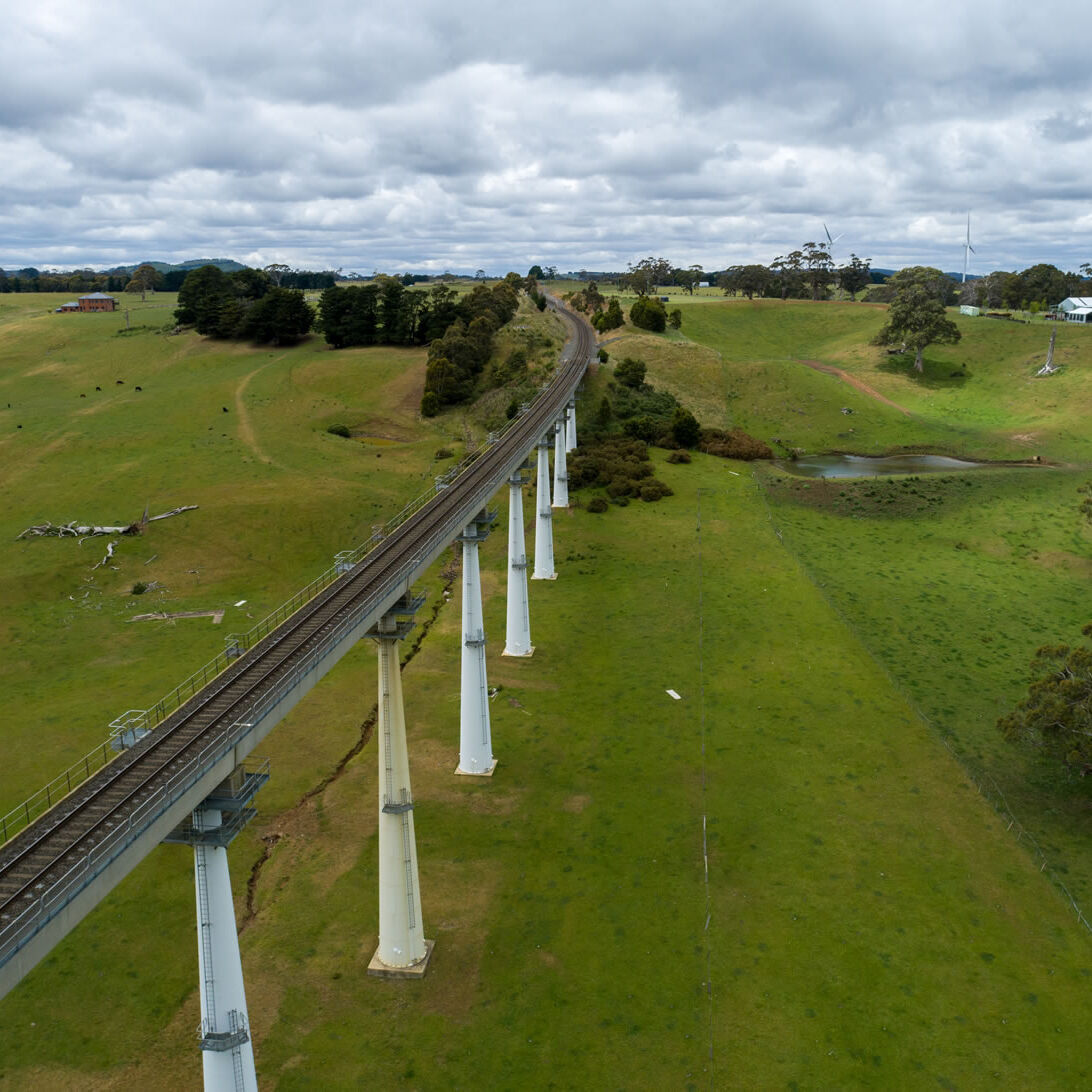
left=823, top=222, right=845, bottom=296
left=962, top=212, right=975, bottom=283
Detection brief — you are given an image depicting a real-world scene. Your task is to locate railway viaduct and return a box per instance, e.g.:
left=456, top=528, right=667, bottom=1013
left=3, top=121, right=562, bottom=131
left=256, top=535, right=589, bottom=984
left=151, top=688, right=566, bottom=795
left=0, top=295, right=595, bottom=1089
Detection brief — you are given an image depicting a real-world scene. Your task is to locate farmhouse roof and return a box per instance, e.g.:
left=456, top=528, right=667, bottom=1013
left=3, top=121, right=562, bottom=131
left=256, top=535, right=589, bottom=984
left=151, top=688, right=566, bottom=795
left=1056, top=296, right=1092, bottom=310
left=79, top=292, right=116, bottom=300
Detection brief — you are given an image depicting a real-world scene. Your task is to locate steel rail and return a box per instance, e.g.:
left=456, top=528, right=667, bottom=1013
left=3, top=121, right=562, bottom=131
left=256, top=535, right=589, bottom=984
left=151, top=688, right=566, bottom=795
left=0, top=295, right=593, bottom=980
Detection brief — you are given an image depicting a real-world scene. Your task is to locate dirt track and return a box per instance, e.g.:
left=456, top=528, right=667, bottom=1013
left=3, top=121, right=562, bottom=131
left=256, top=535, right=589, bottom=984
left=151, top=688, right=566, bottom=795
left=797, top=358, right=913, bottom=416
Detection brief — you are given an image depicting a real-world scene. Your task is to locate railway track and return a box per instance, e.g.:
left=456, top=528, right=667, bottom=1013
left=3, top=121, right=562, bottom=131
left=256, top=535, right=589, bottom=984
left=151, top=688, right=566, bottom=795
left=0, top=294, right=594, bottom=979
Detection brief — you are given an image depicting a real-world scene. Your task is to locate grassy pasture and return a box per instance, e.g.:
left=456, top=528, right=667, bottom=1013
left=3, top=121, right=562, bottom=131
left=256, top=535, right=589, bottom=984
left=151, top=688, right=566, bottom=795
left=598, top=298, right=1092, bottom=464
left=1, top=292, right=1091, bottom=1087
left=5, top=453, right=1092, bottom=1089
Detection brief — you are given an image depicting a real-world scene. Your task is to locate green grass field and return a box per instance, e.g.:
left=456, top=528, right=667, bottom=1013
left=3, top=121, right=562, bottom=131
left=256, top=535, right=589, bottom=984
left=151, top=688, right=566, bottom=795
left=1, top=292, right=1091, bottom=1088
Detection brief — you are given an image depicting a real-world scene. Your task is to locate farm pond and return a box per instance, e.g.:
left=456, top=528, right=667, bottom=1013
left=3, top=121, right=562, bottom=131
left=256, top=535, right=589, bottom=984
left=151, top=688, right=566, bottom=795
left=772, top=454, right=993, bottom=479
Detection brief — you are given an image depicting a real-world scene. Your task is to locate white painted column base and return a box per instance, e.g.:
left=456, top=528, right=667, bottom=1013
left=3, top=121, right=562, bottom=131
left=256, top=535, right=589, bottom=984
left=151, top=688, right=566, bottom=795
left=371, top=618, right=432, bottom=977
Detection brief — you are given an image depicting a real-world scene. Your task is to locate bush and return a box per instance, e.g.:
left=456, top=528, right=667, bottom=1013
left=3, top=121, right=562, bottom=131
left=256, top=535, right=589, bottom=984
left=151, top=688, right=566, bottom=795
left=131, top=582, right=148, bottom=595
left=435, top=447, right=454, bottom=459
left=668, top=308, right=682, bottom=329
left=639, top=479, right=673, bottom=502
left=670, top=407, right=701, bottom=448
left=698, top=427, right=774, bottom=461
left=667, top=450, right=691, bottom=464
left=630, top=296, right=667, bottom=332
left=597, top=348, right=609, bottom=363
left=586, top=496, right=609, bottom=513
left=326, top=423, right=351, bottom=438
left=420, top=390, right=441, bottom=417
left=614, top=356, right=646, bottom=389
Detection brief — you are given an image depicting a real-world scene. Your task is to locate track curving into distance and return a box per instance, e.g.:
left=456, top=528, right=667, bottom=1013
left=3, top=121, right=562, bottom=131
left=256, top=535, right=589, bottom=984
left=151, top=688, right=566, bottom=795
left=0, top=294, right=594, bottom=975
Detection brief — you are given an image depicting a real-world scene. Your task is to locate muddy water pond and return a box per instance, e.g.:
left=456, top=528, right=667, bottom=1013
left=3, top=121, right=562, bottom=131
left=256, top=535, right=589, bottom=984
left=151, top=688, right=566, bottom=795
left=772, top=453, right=992, bottom=479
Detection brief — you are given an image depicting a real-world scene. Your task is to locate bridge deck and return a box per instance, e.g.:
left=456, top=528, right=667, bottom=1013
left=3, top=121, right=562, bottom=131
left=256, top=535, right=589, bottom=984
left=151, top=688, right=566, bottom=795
left=0, top=296, right=594, bottom=998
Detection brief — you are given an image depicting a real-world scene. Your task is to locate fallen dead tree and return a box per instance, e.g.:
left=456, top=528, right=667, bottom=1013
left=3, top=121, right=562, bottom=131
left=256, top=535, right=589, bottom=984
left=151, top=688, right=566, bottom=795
left=17, top=505, right=198, bottom=541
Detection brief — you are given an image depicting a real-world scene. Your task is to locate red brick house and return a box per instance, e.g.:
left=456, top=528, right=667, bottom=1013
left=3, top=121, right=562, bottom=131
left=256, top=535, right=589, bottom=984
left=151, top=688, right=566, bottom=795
left=77, top=293, right=118, bottom=312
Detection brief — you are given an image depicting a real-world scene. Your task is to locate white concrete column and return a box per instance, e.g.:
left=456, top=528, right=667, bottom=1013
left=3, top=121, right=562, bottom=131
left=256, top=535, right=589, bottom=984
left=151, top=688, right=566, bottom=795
left=371, top=620, right=431, bottom=974
left=532, top=437, right=556, bottom=581
left=503, top=473, right=533, bottom=657
left=566, top=398, right=578, bottom=452
left=192, top=809, right=257, bottom=1092
left=457, top=522, right=496, bottom=775
left=552, top=419, right=569, bottom=508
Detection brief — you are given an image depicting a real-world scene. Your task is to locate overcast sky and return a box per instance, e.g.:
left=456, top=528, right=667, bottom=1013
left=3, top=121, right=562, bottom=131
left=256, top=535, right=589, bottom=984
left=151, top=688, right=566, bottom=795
left=2, top=1, right=1089, bottom=276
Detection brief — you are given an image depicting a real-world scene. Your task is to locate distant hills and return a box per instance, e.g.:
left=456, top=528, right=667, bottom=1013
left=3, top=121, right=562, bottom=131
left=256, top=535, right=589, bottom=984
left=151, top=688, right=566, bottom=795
left=1, top=258, right=247, bottom=276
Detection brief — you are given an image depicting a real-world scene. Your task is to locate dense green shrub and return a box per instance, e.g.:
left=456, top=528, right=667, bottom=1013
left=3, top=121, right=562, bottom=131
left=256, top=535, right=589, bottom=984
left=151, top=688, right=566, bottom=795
left=614, top=356, right=646, bottom=389
left=670, top=408, right=701, bottom=448
left=667, top=450, right=692, bottom=464
left=639, top=479, right=673, bottom=502
left=630, top=296, right=667, bottom=332
left=586, top=497, right=609, bottom=513
left=326, top=424, right=351, bottom=438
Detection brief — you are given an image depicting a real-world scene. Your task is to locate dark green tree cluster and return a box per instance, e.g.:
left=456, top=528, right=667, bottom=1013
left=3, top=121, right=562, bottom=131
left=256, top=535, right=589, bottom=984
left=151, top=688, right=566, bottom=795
left=592, top=298, right=624, bottom=332
left=0, top=267, right=128, bottom=293
left=1000, top=624, right=1092, bottom=775
left=175, top=264, right=315, bottom=344
left=566, top=437, right=673, bottom=504
left=592, top=355, right=771, bottom=460
left=717, top=251, right=871, bottom=302
left=318, top=279, right=459, bottom=349
left=965, top=263, right=1085, bottom=312
left=629, top=295, right=667, bottom=332
left=420, top=281, right=521, bottom=414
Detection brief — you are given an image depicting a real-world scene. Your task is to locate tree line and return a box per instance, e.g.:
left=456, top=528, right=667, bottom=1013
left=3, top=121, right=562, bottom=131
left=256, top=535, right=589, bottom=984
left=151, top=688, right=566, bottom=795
left=546, top=254, right=1092, bottom=310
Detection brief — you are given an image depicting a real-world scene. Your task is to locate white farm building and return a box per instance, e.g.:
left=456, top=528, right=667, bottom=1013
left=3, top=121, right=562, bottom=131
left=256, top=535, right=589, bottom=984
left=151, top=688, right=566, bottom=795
left=1055, top=297, right=1092, bottom=323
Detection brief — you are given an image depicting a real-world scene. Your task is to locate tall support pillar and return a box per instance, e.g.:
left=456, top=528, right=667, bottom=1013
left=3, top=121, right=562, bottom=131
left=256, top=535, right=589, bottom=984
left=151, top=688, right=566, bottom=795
left=552, top=419, right=569, bottom=509
left=532, top=435, right=556, bottom=581
left=367, top=593, right=434, bottom=977
left=164, top=760, right=270, bottom=1092
left=456, top=511, right=498, bottom=776
left=566, top=397, right=578, bottom=452
left=503, top=467, right=533, bottom=657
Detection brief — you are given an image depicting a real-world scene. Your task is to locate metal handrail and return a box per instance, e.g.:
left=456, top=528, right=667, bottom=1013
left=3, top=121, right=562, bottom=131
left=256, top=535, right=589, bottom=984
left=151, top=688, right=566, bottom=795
left=0, top=335, right=565, bottom=847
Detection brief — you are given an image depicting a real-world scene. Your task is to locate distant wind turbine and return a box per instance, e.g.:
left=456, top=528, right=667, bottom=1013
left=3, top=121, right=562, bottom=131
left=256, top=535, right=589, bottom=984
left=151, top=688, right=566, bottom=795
left=823, top=222, right=845, bottom=296
left=962, top=213, right=976, bottom=283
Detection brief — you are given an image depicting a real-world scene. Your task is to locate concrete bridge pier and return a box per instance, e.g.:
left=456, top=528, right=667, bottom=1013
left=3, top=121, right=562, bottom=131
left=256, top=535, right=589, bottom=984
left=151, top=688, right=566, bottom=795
left=532, top=434, right=556, bottom=581
left=552, top=419, right=569, bottom=509
left=503, top=468, right=533, bottom=657
left=367, top=594, right=433, bottom=977
left=566, top=397, right=577, bottom=452
left=456, top=511, right=498, bottom=776
left=164, top=762, right=270, bottom=1092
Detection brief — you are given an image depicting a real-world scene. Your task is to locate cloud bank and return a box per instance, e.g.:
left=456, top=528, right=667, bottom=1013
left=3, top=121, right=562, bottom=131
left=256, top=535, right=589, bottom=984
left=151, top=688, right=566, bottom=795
left=2, top=1, right=1089, bottom=274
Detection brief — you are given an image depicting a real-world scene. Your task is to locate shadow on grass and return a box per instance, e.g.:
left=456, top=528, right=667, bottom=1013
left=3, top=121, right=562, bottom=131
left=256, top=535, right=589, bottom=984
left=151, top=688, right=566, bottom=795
left=875, top=352, right=970, bottom=389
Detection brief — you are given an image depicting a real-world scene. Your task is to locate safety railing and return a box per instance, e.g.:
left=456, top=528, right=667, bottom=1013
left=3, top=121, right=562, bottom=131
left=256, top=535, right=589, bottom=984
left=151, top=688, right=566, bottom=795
left=0, top=307, right=587, bottom=850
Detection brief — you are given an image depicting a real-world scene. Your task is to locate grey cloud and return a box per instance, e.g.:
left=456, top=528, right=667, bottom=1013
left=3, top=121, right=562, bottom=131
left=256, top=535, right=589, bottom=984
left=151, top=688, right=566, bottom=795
left=2, top=1, right=1092, bottom=273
